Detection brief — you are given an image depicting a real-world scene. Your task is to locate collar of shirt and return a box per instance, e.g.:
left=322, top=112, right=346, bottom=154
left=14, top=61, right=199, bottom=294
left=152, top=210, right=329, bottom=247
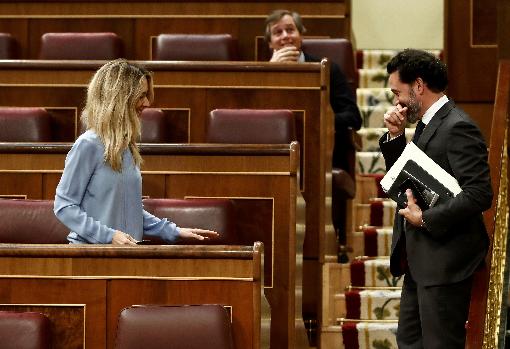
left=298, top=51, right=305, bottom=63
left=421, top=94, right=449, bottom=125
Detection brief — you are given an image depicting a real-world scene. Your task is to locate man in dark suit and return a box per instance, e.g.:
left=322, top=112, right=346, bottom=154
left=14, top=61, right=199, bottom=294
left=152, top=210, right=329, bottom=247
left=380, top=49, right=492, bottom=348
left=264, top=9, right=362, bottom=170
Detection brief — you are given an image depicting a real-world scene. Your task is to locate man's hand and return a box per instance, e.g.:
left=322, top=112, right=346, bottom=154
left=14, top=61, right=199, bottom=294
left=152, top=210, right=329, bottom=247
left=384, top=104, right=408, bottom=138
left=179, top=228, right=220, bottom=241
left=270, top=46, right=300, bottom=62
left=398, top=189, right=423, bottom=227
left=112, top=230, right=138, bottom=245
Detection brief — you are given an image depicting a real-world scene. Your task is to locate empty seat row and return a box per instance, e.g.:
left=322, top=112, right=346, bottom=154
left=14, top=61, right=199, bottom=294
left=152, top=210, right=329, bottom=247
left=0, top=32, right=355, bottom=75
left=0, top=32, right=238, bottom=61
left=0, top=198, right=238, bottom=244
left=0, top=107, right=296, bottom=144
left=1, top=305, right=233, bottom=349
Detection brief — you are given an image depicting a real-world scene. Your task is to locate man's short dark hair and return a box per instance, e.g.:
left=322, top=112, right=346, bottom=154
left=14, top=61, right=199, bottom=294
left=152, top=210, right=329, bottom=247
left=386, top=49, right=448, bottom=93
left=264, top=9, right=306, bottom=43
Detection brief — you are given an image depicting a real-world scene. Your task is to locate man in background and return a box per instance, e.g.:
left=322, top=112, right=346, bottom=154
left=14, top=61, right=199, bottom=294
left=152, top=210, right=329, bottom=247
left=265, top=9, right=362, bottom=172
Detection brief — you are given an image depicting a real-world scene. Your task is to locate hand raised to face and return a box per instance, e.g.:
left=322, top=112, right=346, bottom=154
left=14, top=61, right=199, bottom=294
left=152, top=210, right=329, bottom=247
left=384, top=104, right=408, bottom=138
left=270, top=46, right=301, bottom=63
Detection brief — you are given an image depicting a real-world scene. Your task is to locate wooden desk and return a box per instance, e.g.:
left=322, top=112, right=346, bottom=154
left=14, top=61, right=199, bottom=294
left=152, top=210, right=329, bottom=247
left=0, top=243, right=267, bottom=349
left=0, top=142, right=307, bottom=349
left=0, top=0, right=350, bottom=61
left=0, top=60, right=335, bottom=341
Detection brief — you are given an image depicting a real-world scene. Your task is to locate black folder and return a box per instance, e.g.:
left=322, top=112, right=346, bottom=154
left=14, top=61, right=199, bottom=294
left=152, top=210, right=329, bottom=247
left=386, top=159, right=454, bottom=210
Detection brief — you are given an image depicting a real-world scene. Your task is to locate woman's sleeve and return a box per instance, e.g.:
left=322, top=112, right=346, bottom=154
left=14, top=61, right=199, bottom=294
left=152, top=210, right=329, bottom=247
left=53, top=139, right=116, bottom=243
left=142, top=210, right=181, bottom=243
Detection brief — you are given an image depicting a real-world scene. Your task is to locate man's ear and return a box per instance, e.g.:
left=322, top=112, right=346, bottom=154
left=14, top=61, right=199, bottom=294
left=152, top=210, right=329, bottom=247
left=415, top=77, right=425, bottom=94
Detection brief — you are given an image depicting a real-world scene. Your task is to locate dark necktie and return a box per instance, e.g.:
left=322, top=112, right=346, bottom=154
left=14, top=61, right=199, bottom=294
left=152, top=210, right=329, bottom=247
left=413, top=121, right=426, bottom=144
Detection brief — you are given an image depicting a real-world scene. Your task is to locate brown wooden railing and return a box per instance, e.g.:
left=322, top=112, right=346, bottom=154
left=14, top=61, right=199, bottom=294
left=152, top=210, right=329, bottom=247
left=0, top=0, right=349, bottom=61
left=465, top=59, right=510, bottom=348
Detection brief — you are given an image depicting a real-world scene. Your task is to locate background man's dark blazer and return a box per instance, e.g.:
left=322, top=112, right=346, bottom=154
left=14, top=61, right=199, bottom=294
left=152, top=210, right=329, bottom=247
left=379, top=100, right=492, bottom=286
left=304, top=52, right=361, bottom=170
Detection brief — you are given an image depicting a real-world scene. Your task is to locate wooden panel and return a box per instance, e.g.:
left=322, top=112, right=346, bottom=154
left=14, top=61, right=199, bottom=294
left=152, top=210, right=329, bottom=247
left=166, top=176, right=283, bottom=286
left=0, top=144, right=304, bottom=349
left=107, top=280, right=254, bottom=348
left=0, top=244, right=264, bottom=349
left=0, top=1, right=349, bottom=61
left=499, top=0, right=510, bottom=58
left=0, top=173, right=43, bottom=199
left=0, top=60, right=332, bottom=345
left=472, top=0, right=497, bottom=45
left=446, top=0, right=498, bottom=102
left=0, top=60, right=330, bottom=254
left=142, top=174, right=167, bottom=198
left=145, top=148, right=301, bottom=348
left=0, top=278, right=105, bottom=348
left=465, top=60, right=510, bottom=349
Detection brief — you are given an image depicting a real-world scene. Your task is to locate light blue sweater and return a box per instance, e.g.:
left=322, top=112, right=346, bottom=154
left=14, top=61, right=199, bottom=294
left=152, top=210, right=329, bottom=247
left=54, top=130, right=180, bottom=244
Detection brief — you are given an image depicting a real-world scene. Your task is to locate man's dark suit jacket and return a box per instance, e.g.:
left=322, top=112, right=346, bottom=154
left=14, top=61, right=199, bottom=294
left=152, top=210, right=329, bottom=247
left=304, top=53, right=362, bottom=170
left=379, top=100, right=492, bottom=286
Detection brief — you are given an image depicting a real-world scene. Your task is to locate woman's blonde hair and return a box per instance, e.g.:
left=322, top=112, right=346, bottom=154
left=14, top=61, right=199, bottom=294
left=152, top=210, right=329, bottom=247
left=81, top=59, right=153, bottom=171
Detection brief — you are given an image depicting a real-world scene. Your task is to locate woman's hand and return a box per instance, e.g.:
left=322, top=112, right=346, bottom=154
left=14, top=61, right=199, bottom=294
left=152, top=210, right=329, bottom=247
left=112, top=230, right=138, bottom=245
left=179, top=228, right=219, bottom=241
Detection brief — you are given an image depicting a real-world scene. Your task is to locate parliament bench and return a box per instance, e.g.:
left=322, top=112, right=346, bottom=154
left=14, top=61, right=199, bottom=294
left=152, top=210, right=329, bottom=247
left=0, top=59, right=332, bottom=346
left=0, top=0, right=350, bottom=61
left=0, top=243, right=267, bottom=349
left=0, top=142, right=304, bottom=349
left=0, top=198, right=239, bottom=245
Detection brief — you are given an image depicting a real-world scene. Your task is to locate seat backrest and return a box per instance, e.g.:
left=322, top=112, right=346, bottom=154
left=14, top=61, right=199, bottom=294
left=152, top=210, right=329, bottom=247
left=153, top=34, right=238, bottom=61
left=140, top=108, right=173, bottom=143
left=0, top=311, right=51, bottom=349
left=0, top=199, right=69, bottom=243
left=39, top=32, right=124, bottom=60
left=302, top=38, right=358, bottom=93
left=0, top=33, right=19, bottom=59
left=0, top=107, right=53, bottom=142
left=142, top=198, right=239, bottom=244
left=206, top=109, right=296, bottom=144
left=115, top=305, right=234, bottom=349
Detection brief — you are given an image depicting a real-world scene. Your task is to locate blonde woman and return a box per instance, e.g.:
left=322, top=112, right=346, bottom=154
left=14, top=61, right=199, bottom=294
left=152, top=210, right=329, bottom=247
left=54, top=59, right=218, bottom=245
